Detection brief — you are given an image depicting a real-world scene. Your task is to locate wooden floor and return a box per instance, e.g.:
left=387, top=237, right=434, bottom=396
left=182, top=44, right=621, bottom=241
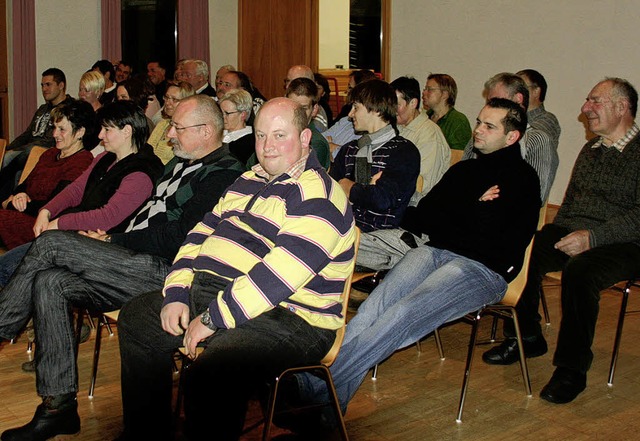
left=2, top=280, right=640, bottom=440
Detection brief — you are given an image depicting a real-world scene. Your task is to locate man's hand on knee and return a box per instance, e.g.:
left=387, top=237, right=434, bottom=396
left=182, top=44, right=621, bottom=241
left=555, top=230, right=591, bottom=257
left=183, top=317, right=215, bottom=359
left=160, top=302, right=190, bottom=336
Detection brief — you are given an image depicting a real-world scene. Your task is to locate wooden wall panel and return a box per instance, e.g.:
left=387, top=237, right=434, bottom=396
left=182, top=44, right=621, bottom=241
left=239, top=0, right=318, bottom=100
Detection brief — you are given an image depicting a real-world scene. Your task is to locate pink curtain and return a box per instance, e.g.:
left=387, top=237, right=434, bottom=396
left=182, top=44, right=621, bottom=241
left=11, top=0, right=37, bottom=137
left=177, top=0, right=210, bottom=67
left=101, top=0, right=122, bottom=62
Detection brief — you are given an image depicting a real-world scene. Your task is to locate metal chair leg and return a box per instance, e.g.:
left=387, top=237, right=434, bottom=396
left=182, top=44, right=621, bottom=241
left=88, top=315, right=105, bottom=398
left=434, top=328, right=445, bottom=360
left=608, top=281, right=631, bottom=386
left=540, top=287, right=551, bottom=325
left=456, top=310, right=482, bottom=423
left=490, top=316, right=499, bottom=341
left=510, top=308, right=532, bottom=397
left=371, top=364, right=379, bottom=380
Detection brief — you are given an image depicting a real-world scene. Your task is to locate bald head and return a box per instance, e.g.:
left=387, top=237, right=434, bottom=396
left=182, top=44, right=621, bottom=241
left=167, top=95, right=224, bottom=161
left=285, top=65, right=315, bottom=90
left=254, top=98, right=312, bottom=180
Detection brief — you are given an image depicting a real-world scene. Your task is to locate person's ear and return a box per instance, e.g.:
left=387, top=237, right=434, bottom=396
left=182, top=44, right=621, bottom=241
left=75, top=127, right=86, bottom=141
left=300, top=127, right=312, bottom=149
left=505, top=130, right=520, bottom=146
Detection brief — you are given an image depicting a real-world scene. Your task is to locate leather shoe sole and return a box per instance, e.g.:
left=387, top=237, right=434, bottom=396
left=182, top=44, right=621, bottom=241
left=540, top=367, right=586, bottom=404
left=482, top=337, right=547, bottom=365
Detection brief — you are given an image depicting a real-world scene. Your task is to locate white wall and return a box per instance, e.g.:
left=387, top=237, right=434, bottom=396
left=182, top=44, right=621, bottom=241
left=209, top=0, right=238, bottom=74
left=319, top=0, right=349, bottom=69
left=391, top=0, right=640, bottom=204
left=34, top=0, right=101, bottom=105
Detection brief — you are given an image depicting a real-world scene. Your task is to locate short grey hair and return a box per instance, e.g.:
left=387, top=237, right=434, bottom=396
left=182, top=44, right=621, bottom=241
left=220, top=88, right=253, bottom=114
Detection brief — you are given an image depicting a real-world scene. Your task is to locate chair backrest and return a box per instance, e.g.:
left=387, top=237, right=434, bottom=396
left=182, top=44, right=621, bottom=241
left=18, top=146, right=48, bottom=184
left=416, top=174, right=424, bottom=194
left=450, top=149, right=464, bottom=166
left=0, top=138, right=7, bottom=168
left=320, top=227, right=360, bottom=366
left=500, top=206, right=546, bottom=306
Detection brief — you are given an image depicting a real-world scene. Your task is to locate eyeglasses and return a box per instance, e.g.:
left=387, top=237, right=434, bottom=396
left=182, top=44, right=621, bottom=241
left=168, top=121, right=207, bottom=133
left=222, top=110, right=241, bottom=117
left=164, top=95, right=181, bottom=103
left=424, top=87, right=443, bottom=92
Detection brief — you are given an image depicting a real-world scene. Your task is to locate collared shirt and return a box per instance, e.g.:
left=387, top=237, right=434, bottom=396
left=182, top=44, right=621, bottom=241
left=591, top=123, right=640, bottom=152
left=196, top=83, right=211, bottom=94
left=528, top=104, right=561, bottom=144
left=252, top=153, right=310, bottom=181
left=223, top=126, right=253, bottom=143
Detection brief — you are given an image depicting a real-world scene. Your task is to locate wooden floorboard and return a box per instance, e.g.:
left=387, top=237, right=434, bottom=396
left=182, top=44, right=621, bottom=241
left=2, top=281, right=640, bottom=440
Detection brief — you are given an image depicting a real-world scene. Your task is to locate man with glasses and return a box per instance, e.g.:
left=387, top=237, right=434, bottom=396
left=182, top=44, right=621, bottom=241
left=0, top=94, right=244, bottom=440
left=181, top=59, right=216, bottom=97
left=422, top=73, right=472, bottom=151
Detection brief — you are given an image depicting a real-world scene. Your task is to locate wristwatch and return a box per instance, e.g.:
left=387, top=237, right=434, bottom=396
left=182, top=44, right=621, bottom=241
left=200, top=310, right=218, bottom=332
left=104, top=235, right=112, bottom=243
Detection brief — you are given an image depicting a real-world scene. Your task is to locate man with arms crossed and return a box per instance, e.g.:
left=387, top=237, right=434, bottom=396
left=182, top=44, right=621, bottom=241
left=288, top=98, right=540, bottom=427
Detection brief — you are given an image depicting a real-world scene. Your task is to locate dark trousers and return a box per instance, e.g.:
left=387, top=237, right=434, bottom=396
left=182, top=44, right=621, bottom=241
left=118, top=273, right=335, bottom=441
left=0, top=230, right=169, bottom=396
left=506, top=223, right=640, bottom=373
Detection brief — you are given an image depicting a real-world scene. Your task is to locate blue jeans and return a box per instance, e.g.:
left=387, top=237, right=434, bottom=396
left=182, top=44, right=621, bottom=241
left=300, top=245, right=507, bottom=411
left=0, top=230, right=169, bottom=396
left=0, top=242, right=31, bottom=287
left=118, top=273, right=335, bottom=441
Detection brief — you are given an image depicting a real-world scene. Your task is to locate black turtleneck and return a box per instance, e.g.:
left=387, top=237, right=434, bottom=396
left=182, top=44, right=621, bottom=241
left=401, top=143, right=541, bottom=282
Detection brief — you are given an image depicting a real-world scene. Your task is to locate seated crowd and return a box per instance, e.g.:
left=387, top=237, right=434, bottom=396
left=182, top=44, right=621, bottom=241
left=0, top=55, right=638, bottom=441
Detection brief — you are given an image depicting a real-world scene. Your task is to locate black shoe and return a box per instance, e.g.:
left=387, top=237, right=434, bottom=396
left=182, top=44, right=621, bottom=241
left=1, top=394, right=80, bottom=441
left=540, top=367, right=586, bottom=404
left=482, top=337, right=548, bottom=365
left=21, top=360, right=35, bottom=373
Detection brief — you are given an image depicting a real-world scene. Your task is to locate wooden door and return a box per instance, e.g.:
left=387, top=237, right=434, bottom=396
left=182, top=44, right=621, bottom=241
left=238, top=0, right=318, bottom=100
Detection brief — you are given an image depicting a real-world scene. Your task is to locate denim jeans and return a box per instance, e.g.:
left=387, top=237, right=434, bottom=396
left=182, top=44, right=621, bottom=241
left=0, top=242, right=31, bottom=287
left=0, top=230, right=169, bottom=396
left=507, top=223, right=640, bottom=373
left=118, top=273, right=335, bottom=441
left=300, top=245, right=507, bottom=411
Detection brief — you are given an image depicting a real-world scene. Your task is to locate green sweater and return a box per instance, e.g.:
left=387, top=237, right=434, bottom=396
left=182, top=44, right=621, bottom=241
left=555, top=132, right=640, bottom=247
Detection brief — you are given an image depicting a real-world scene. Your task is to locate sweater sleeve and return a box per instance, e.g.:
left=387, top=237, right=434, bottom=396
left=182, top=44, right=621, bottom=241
left=42, top=154, right=100, bottom=218
left=348, top=140, right=421, bottom=211
left=109, top=168, right=241, bottom=260
left=55, top=172, right=153, bottom=232
left=162, top=207, right=223, bottom=305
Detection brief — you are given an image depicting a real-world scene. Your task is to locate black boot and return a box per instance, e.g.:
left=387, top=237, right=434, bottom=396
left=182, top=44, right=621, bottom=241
left=1, top=393, right=80, bottom=441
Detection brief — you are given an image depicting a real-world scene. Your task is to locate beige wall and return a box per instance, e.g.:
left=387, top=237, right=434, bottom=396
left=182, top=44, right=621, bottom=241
left=34, top=0, right=101, bottom=106
left=391, top=0, right=640, bottom=204
left=19, top=1, right=640, bottom=204
left=319, top=0, right=349, bottom=69
left=209, top=0, right=238, bottom=74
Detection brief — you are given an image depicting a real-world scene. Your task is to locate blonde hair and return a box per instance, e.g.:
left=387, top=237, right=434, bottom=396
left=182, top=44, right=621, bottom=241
left=80, top=70, right=106, bottom=96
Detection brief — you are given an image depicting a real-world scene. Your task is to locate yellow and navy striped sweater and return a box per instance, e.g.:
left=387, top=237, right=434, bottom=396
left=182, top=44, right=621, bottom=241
left=163, top=154, right=356, bottom=331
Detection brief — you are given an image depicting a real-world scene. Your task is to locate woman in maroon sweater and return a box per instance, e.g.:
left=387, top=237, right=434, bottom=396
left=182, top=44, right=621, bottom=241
left=0, top=100, right=95, bottom=249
